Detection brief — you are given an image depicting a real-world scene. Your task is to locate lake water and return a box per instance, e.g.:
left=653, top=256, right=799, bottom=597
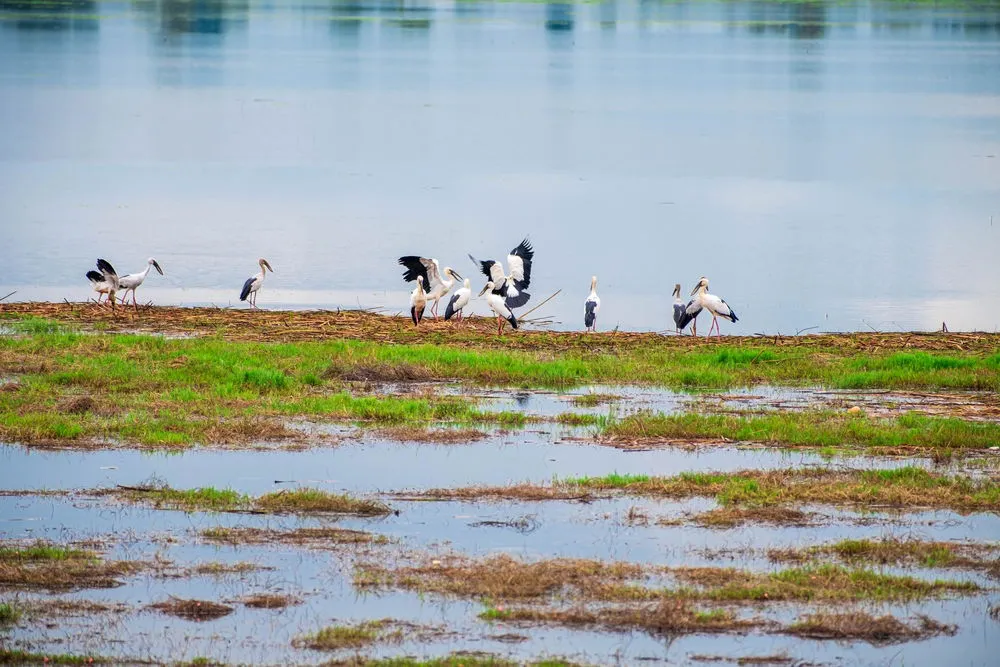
left=1, top=0, right=998, bottom=333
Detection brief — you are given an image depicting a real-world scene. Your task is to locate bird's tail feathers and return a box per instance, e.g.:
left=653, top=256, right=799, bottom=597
left=507, top=314, right=518, bottom=330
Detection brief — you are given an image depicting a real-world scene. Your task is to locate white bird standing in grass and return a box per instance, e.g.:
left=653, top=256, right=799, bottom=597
left=239, top=258, right=273, bottom=308
left=444, top=278, right=472, bottom=323
left=469, top=238, right=534, bottom=310
left=479, top=280, right=518, bottom=335
left=584, top=275, right=600, bottom=332
left=398, top=256, right=463, bottom=319
left=85, top=259, right=119, bottom=307
left=680, top=276, right=738, bottom=338
left=118, top=258, right=164, bottom=311
left=410, top=275, right=428, bottom=325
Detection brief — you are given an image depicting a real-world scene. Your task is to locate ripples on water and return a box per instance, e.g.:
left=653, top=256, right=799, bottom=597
left=0, top=1, right=998, bottom=332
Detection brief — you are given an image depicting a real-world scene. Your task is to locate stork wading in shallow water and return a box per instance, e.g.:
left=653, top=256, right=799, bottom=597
left=118, top=258, right=164, bottom=311
left=479, top=280, right=518, bottom=335
left=468, top=238, right=534, bottom=311
left=85, top=259, right=119, bottom=307
left=239, top=258, right=273, bottom=308
left=444, top=278, right=471, bottom=323
left=680, top=276, right=738, bottom=338
left=584, top=276, right=600, bottom=332
left=410, top=275, right=428, bottom=325
left=397, top=256, right=462, bottom=319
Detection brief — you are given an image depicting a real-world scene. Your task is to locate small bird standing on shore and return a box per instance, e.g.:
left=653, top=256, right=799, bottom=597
left=480, top=280, right=518, bottom=335
left=444, top=278, right=472, bottom=323
left=410, top=275, right=428, bottom=325
left=584, top=275, right=600, bottom=332
left=239, top=258, right=273, bottom=308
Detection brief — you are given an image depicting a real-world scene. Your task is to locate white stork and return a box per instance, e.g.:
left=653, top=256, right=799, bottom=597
left=684, top=277, right=738, bottom=338
left=239, top=258, right=273, bottom=308
left=397, top=256, right=462, bottom=318
left=468, top=238, right=534, bottom=311
left=410, top=275, right=428, bottom=325
left=85, top=259, right=119, bottom=307
left=584, top=275, right=600, bottom=332
left=118, top=258, right=164, bottom=311
left=479, top=280, right=518, bottom=335
left=444, top=278, right=471, bottom=322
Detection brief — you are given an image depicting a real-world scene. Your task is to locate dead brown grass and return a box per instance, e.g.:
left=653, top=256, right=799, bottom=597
left=0, top=552, right=144, bottom=592
left=354, top=554, right=643, bottom=600
left=325, top=361, right=433, bottom=383
left=188, top=561, right=263, bottom=576
left=200, top=526, right=388, bottom=547
left=149, top=597, right=233, bottom=621
left=242, top=593, right=302, bottom=609
left=7, top=302, right=997, bottom=352
left=374, top=426, right=488, bottom=444
left=391, top=484, right=595, bottom=503
left=677, top=507, right=814, bottom=528
left=783, top=612, right=956, bottom=644
left=691, top=656, right=793, bottom=666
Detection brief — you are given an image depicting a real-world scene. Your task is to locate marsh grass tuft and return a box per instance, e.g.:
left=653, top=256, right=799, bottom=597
left=256, top=488, right=392, bottom=515
left=784, top=612, right=956, bottom=644
left=767, top=538, right=999, bottom=575
left=201, top=526, right=388, bottom=547
left=0, top=541, right=144, bottom=592
left=0, top=602, right=21, bottom=625
left=242, top=593, right=302, bottom=609
left=292, top=619, right=408, bottom=650
left=150, top=597, right=233, bottom=621
left=602, top=411, right=1000, bottom=452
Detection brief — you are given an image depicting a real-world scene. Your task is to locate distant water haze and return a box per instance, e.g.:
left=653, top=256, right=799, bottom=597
left=1, top=0, right=998, bottom=333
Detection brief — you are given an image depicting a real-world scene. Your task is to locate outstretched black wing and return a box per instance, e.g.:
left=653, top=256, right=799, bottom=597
left=86, top=270, right=103, bottom=283
left=239, top=277, right=254, bottom=301
left=96, top=258, right=117, bottom=279
left=398, top=256, right=431, bottom=290
left=507, top=238, right=533, bottom=292
left=505, top=291, right=531, bottom=309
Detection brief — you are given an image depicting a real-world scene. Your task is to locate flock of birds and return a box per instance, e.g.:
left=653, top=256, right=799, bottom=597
left=84, top=239, right=739, bottom=336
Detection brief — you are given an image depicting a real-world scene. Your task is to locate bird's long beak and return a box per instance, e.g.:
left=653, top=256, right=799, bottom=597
left=263, top=260, right=273, bottom=273
left=451, top=270, right=463, bottom=281
left=478, top=283, right=490, bottom=297
left=690, top=285, right=698, bottom=296
left=153, top=260, right=163, bottom=275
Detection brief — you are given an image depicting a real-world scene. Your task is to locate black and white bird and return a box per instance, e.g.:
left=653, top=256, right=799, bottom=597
left=410, top=275, right=428, bottom=325
left=398, top=256, right=462, bottom=318
left=673, top=283, right=695, bottom=334
left=118, top=258, right=164, bottom=310
left=469, top=238, right=534, bottom=310
left=444, top=278, right=472, bottom=322
left=681, top=276, right=738, bottom=338
left=584, top=275, right=600, bottom=332
left=239, top=258, right=273, bottom=308
left=85, top=259, right=119, bottom=306
left=479, top=280, right=518, bottom=335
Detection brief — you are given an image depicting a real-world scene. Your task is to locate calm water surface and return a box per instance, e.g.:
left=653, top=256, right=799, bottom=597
left=1, top=0, right=999, bottom=332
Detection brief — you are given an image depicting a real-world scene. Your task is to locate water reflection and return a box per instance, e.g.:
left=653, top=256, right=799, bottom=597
left=134, top=0, right=248, bottom=38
